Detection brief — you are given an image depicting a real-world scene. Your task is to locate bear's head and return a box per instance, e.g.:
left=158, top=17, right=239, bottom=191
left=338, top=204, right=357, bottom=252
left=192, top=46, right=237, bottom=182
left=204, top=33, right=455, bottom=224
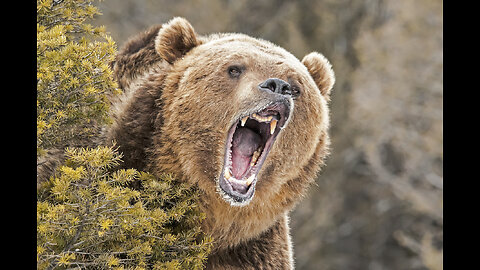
left=107, top=17, right=335, bottom=246
left=152, top=17, right=334, bottom=210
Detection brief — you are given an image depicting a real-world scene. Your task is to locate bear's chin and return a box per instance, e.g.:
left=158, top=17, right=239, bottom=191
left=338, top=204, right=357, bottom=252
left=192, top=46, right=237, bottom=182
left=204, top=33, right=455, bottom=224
left=218, top=100, right=291, bottom=206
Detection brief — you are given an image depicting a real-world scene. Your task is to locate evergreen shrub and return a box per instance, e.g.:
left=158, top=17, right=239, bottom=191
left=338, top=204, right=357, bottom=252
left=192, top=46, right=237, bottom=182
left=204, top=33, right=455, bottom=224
left=37, top=1, right=213, bottom=269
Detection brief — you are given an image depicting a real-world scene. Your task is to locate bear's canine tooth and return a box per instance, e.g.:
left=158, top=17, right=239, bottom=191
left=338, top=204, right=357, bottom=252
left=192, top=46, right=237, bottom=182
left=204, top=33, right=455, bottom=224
left=225, top=169, right=250, bottom=186
left=241, top=116, right=249, bottom=126
left=246, top=174, right=255, bottom=186
left=231, top=178, right=247, bottom=185
left=270, top=119, right=278, bottom=134
left=224, top=168, right=232, bottom=180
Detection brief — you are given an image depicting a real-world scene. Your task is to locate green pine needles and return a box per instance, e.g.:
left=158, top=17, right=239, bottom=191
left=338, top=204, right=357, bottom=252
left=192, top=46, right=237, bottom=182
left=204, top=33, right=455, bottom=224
left=37, top=0, right=120, bottom=156
left=37, top=1, right=213, bottom=269
left=37, top=146, right=212, bottom=269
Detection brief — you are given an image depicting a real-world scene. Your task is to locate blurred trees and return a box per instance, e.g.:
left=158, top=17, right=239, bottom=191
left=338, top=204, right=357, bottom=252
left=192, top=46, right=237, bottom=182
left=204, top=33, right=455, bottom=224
left=94, top=0, right=442, bottom=269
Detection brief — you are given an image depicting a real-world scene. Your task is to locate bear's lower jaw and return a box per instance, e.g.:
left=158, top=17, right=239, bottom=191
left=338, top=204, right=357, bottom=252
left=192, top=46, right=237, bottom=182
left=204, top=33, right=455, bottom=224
left=218, top=100, right=291, bottom=206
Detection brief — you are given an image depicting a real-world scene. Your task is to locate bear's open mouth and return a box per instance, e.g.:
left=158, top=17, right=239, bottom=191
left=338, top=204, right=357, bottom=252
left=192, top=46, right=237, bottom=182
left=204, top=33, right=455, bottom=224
left=219, top=100, right=291, bottom=204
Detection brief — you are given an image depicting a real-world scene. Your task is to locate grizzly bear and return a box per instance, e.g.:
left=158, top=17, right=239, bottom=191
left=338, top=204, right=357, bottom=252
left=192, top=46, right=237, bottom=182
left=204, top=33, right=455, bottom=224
left=106, top=17, right=335, bottom=269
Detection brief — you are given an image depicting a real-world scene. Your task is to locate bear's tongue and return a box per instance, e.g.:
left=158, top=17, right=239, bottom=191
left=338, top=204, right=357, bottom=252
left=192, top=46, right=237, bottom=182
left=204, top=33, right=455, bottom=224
left=231, top=127, right=262, bottom=179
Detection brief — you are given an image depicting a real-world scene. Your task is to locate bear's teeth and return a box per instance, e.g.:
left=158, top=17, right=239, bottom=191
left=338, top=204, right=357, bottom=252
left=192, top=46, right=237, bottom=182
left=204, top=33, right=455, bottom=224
left=270, top=119, right=278, bottom=134
left=240, top=116, right=249, bottom=127
left=251, top=113, right=273, bottom=123
left=224, top=168, right=232, bottom=180
left=230, top=177, right=247, bottom=185
left=250, top=148, right=262, bottom=167
left=246, top=174, right=255, bottom=186
left=225, top=168, right=254, bottom=186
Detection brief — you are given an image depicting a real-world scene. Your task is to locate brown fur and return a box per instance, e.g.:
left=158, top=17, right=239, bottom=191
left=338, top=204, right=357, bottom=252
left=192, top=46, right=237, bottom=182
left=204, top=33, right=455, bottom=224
left=106, top=17, right=335, bottom=269
left=37, top=149, right=66, bottom=189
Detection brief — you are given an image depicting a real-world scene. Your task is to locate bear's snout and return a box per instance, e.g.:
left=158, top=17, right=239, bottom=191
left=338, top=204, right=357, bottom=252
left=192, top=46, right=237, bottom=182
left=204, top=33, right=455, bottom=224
left=258, top=78, right=292, bottom=96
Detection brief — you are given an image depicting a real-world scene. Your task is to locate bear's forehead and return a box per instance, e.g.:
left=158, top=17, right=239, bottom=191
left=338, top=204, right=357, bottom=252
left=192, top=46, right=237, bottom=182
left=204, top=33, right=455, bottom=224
left=191, top=34, right=310, bottom=81
left=199, top=34, right=303, bottom=67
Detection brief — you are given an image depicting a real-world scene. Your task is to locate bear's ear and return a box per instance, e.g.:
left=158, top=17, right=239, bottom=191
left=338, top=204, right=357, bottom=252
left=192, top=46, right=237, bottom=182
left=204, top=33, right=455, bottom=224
left=155, top=17, right=201, bottom=64
left=301, top=52, right=335, bottom=100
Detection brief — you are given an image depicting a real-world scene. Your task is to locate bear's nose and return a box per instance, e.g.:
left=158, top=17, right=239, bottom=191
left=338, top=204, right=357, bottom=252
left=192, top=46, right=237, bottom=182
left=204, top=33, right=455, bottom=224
left=258, top=78, right=291, bottom=96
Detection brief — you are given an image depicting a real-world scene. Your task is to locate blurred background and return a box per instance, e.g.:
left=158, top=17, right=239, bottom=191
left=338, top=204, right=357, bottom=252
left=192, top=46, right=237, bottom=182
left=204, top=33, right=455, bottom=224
left=93, top=0, right=443, bottom=269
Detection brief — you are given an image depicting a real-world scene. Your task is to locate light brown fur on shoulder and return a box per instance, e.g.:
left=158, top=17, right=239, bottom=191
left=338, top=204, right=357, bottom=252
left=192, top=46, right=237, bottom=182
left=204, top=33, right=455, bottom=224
left=105, top=17, right=335, bottom=269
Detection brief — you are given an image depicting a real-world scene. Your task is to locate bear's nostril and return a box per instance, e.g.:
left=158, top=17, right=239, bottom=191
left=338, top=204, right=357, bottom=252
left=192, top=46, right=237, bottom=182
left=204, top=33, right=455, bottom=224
left=267, top=81, right=276, bottom=91
left=259, top=78, right=291, bottom=95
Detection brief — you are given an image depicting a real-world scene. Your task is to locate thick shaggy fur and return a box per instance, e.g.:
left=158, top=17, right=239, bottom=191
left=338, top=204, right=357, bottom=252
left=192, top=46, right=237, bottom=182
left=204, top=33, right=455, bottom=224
left=106, top=17, right=335, bottom=269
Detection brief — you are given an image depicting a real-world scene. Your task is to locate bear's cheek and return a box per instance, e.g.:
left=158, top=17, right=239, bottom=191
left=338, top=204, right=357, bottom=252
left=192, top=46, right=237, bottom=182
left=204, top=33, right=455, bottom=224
left=260, top=98, right=325, bottom=182
left=168, top=85, right=239, bottom=179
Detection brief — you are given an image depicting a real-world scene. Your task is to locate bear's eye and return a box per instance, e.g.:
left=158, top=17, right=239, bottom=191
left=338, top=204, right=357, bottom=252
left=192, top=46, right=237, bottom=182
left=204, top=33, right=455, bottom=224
left=291, top=85, right=301, bottom=98
left=227, top=66, right=243, bottom=78
left=287, top=81, right=301, bottom=99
